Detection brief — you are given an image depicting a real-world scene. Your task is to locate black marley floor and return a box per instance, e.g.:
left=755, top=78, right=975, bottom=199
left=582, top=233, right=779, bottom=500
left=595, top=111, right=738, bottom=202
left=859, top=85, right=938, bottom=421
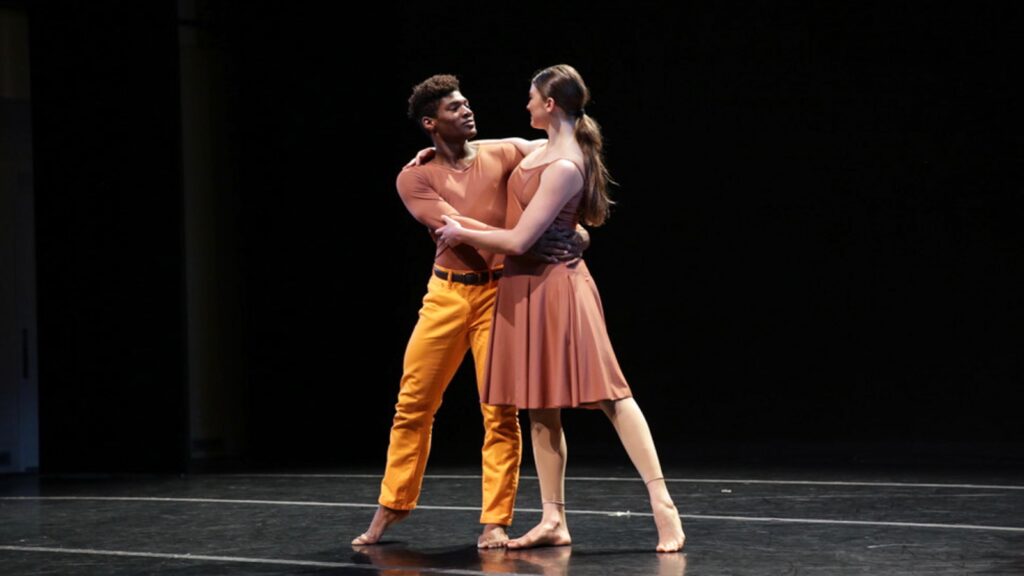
left=2, top=464, right=1023, bottom=575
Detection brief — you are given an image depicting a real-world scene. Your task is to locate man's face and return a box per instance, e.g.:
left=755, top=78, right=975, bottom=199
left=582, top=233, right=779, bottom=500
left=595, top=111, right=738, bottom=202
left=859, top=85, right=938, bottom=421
left=425, top=90, right=477, bottom=141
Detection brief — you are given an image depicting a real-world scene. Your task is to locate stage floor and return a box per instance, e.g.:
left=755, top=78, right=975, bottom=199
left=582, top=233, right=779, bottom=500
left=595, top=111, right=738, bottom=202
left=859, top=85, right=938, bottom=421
left=2, top=464, right=1022, bottom=575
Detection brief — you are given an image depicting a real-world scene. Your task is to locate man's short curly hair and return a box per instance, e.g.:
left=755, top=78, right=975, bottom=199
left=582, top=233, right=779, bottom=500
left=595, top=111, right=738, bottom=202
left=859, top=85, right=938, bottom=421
left=408, top=74, right=460, bottom=122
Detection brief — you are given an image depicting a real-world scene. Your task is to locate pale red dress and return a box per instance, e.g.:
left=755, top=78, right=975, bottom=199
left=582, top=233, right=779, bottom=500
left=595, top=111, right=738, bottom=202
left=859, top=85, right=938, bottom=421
left=482, top=159, right=632, bottom=409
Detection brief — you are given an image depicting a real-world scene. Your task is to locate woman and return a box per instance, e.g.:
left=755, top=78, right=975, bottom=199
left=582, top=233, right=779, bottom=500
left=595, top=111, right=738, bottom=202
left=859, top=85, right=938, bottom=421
left=436, top=64, right=685, bottom=552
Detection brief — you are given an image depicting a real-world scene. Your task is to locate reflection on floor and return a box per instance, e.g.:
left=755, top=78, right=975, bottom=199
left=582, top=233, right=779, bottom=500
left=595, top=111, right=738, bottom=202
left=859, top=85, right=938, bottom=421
left=1, top=464, right=1022, bottom=575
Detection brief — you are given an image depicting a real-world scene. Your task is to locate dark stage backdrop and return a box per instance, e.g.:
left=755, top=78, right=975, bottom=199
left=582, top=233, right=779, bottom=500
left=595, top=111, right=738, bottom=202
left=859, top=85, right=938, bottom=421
left=28, top=2, right=186, bottom=472
left=26, top=1, right=1023, bottom=472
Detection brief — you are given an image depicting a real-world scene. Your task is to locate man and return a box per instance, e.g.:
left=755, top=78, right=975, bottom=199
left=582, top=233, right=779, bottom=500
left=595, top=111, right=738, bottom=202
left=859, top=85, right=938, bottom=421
left=353, top=74, right=583, bottom=548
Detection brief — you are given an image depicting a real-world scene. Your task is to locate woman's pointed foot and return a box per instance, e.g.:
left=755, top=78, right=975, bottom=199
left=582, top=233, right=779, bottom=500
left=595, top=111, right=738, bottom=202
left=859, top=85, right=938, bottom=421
left=652, top=500, right=685, bottom=552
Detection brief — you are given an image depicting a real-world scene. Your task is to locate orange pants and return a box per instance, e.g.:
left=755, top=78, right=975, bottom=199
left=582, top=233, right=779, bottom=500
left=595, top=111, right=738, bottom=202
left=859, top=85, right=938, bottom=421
left=379, top=270, right=521, bottom=525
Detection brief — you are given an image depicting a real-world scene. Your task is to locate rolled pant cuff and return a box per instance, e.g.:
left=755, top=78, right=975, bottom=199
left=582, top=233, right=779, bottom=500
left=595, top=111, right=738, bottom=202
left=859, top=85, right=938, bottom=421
left=479, top=513, right=513, bottom=526
left=378, top=496, right=417, bottom=512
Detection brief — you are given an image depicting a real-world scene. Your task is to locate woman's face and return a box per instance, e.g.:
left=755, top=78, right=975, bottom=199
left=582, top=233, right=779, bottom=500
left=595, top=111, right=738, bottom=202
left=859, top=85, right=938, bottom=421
left=526, top=83, right=549, bottom=129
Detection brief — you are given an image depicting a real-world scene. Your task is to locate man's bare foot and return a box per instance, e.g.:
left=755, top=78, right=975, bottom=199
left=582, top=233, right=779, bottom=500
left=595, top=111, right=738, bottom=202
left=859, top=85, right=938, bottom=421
left=351, top=505, right=410, bottom=545
left=507, top=520, right=571, bottom=549
left=652, top=499, right=685, bottom=552
left=477, top=524, right=510, bottom=549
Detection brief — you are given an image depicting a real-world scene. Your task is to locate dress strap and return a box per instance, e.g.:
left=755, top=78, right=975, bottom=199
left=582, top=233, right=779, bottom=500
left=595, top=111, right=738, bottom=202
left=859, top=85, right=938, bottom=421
left=523, top=157, right=585, bottom=179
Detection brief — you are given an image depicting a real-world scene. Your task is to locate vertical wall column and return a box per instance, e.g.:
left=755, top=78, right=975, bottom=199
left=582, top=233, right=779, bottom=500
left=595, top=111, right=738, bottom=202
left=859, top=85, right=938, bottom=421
left=0, top=8, right=39, bottom=473
left=179, top=0, right=246, bottom=467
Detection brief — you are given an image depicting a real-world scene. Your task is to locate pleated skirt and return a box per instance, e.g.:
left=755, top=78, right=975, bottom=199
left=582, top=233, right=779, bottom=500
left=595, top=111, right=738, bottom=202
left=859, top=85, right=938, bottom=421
left=482, top=259, right=632, bottom=409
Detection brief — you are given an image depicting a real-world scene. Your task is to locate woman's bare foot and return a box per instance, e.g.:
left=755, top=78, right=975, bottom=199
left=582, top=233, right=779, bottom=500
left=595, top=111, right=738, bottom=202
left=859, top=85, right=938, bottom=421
left=477, top=524, right=510, bottom=549
left=351, top=505, right=410, bottom=545
left=507, top=519, right=571, bottom=549
left=656, top=551, right=688, bottom=575
left=652, top=499, right=685, bottom=552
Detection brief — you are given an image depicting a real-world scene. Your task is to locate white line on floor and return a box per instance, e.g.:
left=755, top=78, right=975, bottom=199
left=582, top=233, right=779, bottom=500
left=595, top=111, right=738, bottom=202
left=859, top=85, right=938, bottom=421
left=212, top=473, right=1024, bottom=491
left=3, top=496, right=1023, bottom=533
left=0, top=545, right=516, bottom=575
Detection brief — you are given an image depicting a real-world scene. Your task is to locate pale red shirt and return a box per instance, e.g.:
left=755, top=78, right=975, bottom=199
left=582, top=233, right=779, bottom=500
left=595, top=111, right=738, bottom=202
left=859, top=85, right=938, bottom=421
left=396, top=142, right=523, bottom=271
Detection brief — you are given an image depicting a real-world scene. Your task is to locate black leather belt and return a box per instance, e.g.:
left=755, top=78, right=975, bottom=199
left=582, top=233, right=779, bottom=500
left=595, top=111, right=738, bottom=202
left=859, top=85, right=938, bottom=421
left=434, top=267, right=503, bottom=285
